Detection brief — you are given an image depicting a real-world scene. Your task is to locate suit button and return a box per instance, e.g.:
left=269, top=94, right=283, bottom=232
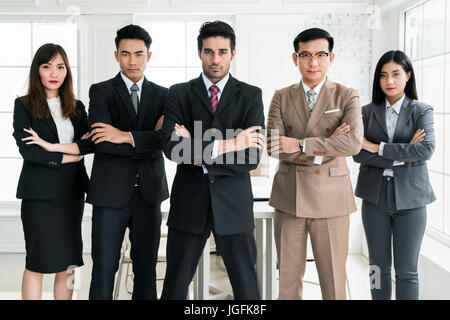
left=326, top=128, right=331, bottom=132
left=210, top=179, right=215, bottom=183
left=296, top=168, right=301, bottom=172
left=288, top=125, right=293, bottom=130
left=316, top=170, right=320, bottom=174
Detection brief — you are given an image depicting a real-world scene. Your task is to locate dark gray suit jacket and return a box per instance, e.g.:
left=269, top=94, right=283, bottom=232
left=353, top=96, right=436, bottom=210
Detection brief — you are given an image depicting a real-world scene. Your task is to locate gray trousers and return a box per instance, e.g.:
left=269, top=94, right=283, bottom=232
left=362, top=176, right=426, bottom=300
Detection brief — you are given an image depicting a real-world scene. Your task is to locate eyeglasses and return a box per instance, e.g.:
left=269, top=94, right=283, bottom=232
left=296, top=51, right=330, bottom=61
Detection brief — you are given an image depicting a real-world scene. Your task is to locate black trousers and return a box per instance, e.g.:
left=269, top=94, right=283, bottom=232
left=161, top=205, right=260, bottom=300
left=89, top=187, right=161, bottom=300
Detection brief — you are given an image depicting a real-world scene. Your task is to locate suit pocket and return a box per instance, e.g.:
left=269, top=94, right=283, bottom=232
left=329, top=165, right=350, bottom=176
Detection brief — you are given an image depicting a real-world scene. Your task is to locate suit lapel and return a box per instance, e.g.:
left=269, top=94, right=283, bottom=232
left=44, top=114, right=59, bottom=142
left=393, top=96, right=413, bottom=141
left=215, top=75, right=239, bottom=117
left=373, top=101, right=388, bottom=137
left=138, top=78, right=152, bottom=129
left=304, top=78, right=336, bottom=137
left=191, top=75, right=214, bottom=116
left=288, top=82, right=308, bottom=130
left=113, top=73, right=138, bottom=128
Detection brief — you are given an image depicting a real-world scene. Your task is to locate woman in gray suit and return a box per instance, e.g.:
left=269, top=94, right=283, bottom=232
left=353, top=50, right=435, bottom=300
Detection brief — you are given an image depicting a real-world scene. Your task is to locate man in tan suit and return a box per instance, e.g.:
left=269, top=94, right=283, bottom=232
left=267, top=28, right=363, bottom=300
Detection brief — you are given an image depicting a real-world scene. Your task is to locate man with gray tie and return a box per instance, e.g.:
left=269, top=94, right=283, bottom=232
left=87, top=24, right=169, bottom=300
left=267, top=28, right=363, bottom=300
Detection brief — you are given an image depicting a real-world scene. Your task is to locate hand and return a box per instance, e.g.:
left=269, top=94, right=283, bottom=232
left=361, top=137, right=380, bottom=153
left=81, top=131, right=91, bottom=140
left=267, top=135, right=299, bottom=155
left=174, top=123, right=191, bottom=138
left=410, top=129, right=425, bottom=144
left=62, top=154, right=84, bottom=164
left=90, top=123, right=132, bottom=144
left=330, top=123, right=351, bottom=138
left=233, top=126, right=265, bottom=152
left=154, top=115, right=164, bottom=131
left=22, top=128, right=56, bottom=152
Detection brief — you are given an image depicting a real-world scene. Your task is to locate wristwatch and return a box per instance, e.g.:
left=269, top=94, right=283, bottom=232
left=299, top=139, right=305, bottom=153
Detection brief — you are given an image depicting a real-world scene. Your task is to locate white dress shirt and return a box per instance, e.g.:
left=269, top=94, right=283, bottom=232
left=300, top=77, right=327, bottom=164
left=378, top=94, right=406, bottom=177
left=121, top=72, right=144, bottom=148
left=47, top=97, right=74, bottom=144
left=200, top=72, right=230, bottom=174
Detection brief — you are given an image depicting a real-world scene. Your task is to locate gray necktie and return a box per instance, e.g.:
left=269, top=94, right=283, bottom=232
left=130, top=83, right=139, bottom=114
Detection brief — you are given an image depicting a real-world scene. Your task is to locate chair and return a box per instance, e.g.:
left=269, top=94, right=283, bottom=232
left=113, top=228, right=133, bottom=300
left=113, top=225, right=169, bottom=300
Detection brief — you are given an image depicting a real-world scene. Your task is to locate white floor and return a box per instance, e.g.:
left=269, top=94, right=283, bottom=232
left=0, top=253, right=373, bottom=300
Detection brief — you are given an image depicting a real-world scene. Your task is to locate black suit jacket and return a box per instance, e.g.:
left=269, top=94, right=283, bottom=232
left=13, top=97, right=94, bottom=200
left=353, top=96, right=436, bottom=210
left=86, top=73, right=169, bottom=208
left=162, top=74, right=265, bottom=236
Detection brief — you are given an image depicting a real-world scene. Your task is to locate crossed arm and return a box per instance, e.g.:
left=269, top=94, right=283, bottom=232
left=87, top=84, right=164, bottom=156
left=162, top=88, right=265, bottom=177
left=266, top=89, right=363, bottom=162
left=352, top=106, right=433, bottom=168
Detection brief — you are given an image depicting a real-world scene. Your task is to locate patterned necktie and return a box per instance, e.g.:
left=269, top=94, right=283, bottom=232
left=306, top=89, right=316, bottom=114
left=130, top=83, right=139, bottom=114
left=209, top=85, right=219, bottom=114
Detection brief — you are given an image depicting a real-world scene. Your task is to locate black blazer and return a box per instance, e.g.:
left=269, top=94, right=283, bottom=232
left=86, top=73, right=169, bottom=208
left=162, top=74, right=265, bottom=236
left=353, top=96, right=436, bottom=210
left=13, top=97, right=94, bottom=200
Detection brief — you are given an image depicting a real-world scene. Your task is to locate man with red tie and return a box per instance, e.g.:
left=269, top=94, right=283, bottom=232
left=160, top=20, right=265, bottom=300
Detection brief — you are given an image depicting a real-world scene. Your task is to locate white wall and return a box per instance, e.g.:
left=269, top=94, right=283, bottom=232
left=0, top=0, right=374, bottom=255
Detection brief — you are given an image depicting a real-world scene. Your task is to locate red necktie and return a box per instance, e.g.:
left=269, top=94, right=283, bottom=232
left=209, top=85, right=219, bottom=114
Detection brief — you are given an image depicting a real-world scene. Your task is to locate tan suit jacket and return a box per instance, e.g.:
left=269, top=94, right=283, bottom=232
left=268, top=77, right=363, bottom=219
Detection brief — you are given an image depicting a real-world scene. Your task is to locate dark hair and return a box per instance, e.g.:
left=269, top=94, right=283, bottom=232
left=372, top=50, right=418, bottom=104
left=115, top=24, right=152, bottom=51
left=293, top=27, right=334, bottom=53
left=197, top=21, right=236, bottom=52
left=21, top=43, right=76, bottom=119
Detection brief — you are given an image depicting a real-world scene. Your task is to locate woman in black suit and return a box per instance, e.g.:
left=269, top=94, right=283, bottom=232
left=12, top=43, right=94, bottom=300
left=353, top=50, right=435, bottom=300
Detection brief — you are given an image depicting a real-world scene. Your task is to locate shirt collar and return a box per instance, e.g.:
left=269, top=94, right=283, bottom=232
left=201, top=72, right=230, bottom=93
left=301, top=76, right=327, bottom=98
left=121, top=72, right=144, bottom=93
left=385, top=94, right=405, bottom=115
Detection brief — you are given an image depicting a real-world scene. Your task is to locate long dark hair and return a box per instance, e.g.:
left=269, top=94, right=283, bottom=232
left=372, top=50, right=418, bottom=105
left=21, top=43, right=77, bottom=119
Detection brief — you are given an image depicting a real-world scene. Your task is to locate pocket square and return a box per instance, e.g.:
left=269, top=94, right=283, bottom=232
left=324, top=108, right=340, bottom=114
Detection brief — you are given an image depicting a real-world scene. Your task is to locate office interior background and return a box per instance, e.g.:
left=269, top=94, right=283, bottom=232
left=0, top=0, right=449, bottom=299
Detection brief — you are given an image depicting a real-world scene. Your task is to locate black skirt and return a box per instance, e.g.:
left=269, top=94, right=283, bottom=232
left=21, top=163, right=85, bottom=274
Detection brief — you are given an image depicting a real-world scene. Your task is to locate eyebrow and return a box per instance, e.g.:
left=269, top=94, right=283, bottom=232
left=203, top=48, right=229, bottom=51
left=120, top=50, right=145, bottom=54
left=380, top=70, right=401, bottom=73
left=298, top=50, right=328, bottom=53
left=42, top=62, right=65, bottom=66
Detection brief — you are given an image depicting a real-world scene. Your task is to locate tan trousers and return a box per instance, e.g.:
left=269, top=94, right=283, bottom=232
left=274, top=209, right=350, bottom=300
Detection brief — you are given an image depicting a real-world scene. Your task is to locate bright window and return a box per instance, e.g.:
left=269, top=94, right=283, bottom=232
left=404, top=0, right=450, bottom=242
